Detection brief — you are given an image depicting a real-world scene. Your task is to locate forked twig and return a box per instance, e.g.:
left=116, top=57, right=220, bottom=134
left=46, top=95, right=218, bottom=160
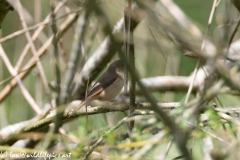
left=15, top=0, right=53, bottom=108
left=0, top=10, right=78, bottom=103
left=0, top=45, right=41, bottom=114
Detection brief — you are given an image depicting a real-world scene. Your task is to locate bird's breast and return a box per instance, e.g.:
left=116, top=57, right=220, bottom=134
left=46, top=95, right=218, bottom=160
left=99, top=77, right=124, bottom=100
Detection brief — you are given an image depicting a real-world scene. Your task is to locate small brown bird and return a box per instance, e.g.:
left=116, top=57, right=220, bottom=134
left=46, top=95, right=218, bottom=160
left=68, top=60, right=124, bottom=117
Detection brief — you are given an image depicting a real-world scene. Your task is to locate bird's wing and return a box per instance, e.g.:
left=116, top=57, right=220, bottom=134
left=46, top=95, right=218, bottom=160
left=86, top=71, right=118, bottom=99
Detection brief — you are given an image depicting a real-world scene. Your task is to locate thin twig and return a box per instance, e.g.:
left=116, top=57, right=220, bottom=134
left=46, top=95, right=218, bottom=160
left=188, top=122, right=230, bottom=145
left=51, top=2, right=62, bottom=136
left=118, top=46, right=191, bottom=159
left=184, top=60, right=200, bottom=105
left=184, top=0, right=218, bottom=105
left=34, top=0, right=43, bottom=108
left=60, top=10, right=88, bottom=104
left=14, top=0, right=66, bottom=72
left=0, top=45, right=41, bottom=114
left=125, top=0, right=136, bottom=132
left=82, top=110, right=151, bottom=159
left=51, top=5, right=61, bottom=106
left=0, top=11, right=78, bottom=103
left=133, top=131, right=166, bottom=159
left=162, top=139, right=173, bottom=160
left=124, top=5, right=129, bottom=93
left=0, top=6, right=82, bottom=44
left=226, top=18, right=240, bottom=52
left=15, top=0, right=53, bottom=108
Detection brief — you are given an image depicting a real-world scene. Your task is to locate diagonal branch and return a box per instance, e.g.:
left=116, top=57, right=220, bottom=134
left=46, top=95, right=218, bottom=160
left=15, top=0, right=53, bottom=108
left=0, top=45, right=41, bottom=114
left=0, top=100, right=179, bottom=145
left=0, top=11, right=78, bottom=103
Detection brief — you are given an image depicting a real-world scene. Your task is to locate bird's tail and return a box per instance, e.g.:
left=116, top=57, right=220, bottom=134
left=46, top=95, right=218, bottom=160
left=68, top=100, right=86, bottom=117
